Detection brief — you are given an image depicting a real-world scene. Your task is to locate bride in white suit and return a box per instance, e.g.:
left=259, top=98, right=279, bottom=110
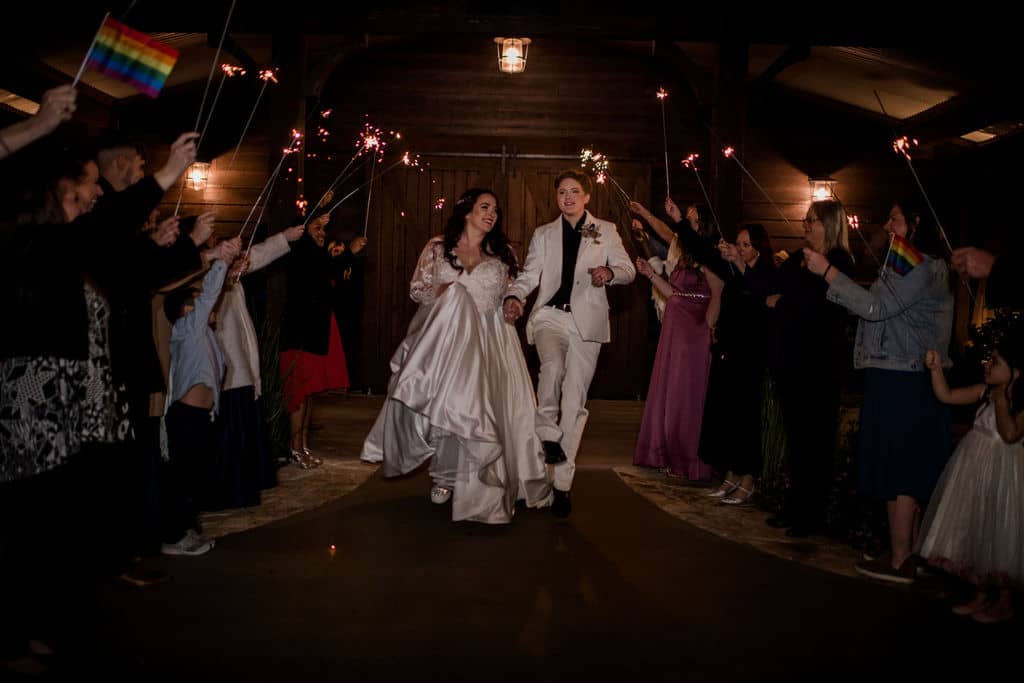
left=503, top=170, right=635, bottom=517
left=361, top=188, right=551, bottom=524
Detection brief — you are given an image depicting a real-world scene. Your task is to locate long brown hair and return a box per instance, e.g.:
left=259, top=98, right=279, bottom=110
left=442, top=188, right=518, bottom=277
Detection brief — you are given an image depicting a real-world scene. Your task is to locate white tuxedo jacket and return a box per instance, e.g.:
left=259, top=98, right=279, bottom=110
left=506, top=211, right=635, bottom=344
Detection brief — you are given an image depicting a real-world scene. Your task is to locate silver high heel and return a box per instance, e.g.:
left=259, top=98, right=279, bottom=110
left=302, top=447, right=324, bottom=466
left=707, top=480, right=739, bottom=498
left=290, top=448, right=319, bottom=470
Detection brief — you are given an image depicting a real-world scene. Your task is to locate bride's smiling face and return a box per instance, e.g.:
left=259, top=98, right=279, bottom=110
left=464, top=193, right=499, bottom=234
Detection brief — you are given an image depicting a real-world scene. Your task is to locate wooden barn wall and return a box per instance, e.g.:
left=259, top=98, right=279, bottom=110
left=314, top=36, right=945, bottom=396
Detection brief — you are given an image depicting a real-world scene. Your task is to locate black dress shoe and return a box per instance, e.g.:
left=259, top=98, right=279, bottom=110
left=552, top=489, right=572, bottom=518
left=542, top=440, right=567, bottom=465
left=765, top=516, right=792, bottom=529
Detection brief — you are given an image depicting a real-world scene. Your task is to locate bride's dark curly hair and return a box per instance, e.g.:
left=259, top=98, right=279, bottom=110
left=442, top=188, right=518, bottom=277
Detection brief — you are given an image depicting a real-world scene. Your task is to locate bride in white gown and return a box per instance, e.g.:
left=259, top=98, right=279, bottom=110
left=361, top=189, right=552, bottom=523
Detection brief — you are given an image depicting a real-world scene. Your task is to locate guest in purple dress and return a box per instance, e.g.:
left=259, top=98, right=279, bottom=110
left=634, top=251, right=722, bottom=480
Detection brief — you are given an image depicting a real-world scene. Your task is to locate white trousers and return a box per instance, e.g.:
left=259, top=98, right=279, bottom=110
left=532, top=307, right=602, bottom=492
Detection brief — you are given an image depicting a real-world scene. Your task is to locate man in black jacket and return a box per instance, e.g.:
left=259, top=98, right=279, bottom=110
left=88, top=131, right=213, bottom=564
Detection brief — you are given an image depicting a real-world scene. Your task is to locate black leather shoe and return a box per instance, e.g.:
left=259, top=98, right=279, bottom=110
left=765, top=516, right=792, bottom=529
left=542, top=440, right=567, bottom=465
left=552, top=489, right=571, bottom=518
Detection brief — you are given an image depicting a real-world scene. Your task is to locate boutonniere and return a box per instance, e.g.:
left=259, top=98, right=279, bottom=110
left=580, top=223, right=601, bottom=243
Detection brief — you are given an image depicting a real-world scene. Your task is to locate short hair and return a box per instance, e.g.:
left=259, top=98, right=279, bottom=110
left=95, top=129, right=145, bottom=157
left=554, top=170, right=592, bottom=194
left=163, top=287, right=197, bottom=325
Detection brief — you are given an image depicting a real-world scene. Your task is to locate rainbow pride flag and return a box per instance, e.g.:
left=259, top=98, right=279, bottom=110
left=85, top=17, right=178, bottom=98
left=885, top=233, right=924, bottom=276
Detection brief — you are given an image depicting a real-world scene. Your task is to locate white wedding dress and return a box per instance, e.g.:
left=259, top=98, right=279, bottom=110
left=361, top=238, right=552, bottom=523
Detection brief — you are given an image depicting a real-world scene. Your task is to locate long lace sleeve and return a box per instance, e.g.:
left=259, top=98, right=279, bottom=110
left=410, top=238, right=445, bottom=305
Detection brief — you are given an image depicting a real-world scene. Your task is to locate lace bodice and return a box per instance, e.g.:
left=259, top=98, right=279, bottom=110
left=409, top=239, right=510, bottom=313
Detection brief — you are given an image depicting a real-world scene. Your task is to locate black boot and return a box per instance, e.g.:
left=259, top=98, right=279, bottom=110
left=552, top=489, right=572, bottom=518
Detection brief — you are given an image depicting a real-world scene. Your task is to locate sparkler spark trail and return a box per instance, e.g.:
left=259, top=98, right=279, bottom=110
left=172, top=0, right=238, bottom=215
left=657, top=87, right=670, bottom=195
left=306, top=122, right=402, bottom=228
left=196, top=63, right=246, bottom=153
left=324, top=152, right=422, bottom=215
left=679, top=153, right=726, bottom=243
left=891, top=135, right=955, bottom=257
left=228, top=68, right=280, bottom=168
left=721, top=145, right=794, bottom=230
left=579, top=148, right=632, bottom=214
left=236, top=128, right=302, bottom=253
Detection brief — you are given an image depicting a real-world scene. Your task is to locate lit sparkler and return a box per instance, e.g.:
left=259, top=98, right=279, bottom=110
left=229, top=67, right=280, bottom=168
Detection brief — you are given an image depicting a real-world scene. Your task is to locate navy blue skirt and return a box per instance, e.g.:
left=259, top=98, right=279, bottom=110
left=205, top=387, right=277, bottom=511
left=857, top=368, right=951, bottom=503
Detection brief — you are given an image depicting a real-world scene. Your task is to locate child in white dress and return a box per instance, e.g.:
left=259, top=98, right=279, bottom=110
left=918, top=319, right=1024, bottom=624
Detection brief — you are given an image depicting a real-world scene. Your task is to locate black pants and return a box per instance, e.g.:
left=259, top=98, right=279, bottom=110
left=162, top=402, right=215, bottom=543
left=776, top=371, right=842, bottom=529
left=0, top=459, right=90, bottom=658
left=699, top=351, right=765, bottom=478
left=114, top=391, right=165, bottom=556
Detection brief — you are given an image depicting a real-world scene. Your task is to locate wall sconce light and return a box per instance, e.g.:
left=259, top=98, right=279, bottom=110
left=809, top=177, right=837, bottom=202
left=494, top=37, right=531, bottom=74
left=186, top=162, right=211, bottom=191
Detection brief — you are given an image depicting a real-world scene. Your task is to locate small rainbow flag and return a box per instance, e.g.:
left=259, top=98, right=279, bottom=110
left=85, top=17, right=178, bottom=98
left=885, top=233, right=924, bottom=276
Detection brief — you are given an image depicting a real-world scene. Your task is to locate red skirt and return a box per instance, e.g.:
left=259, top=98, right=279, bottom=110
left=279, top=313, right=350, bottom=413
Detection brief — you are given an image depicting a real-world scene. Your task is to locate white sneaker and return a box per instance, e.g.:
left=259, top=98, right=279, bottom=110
left=186, top=528, right=216, bottom=549
left=430, top=485, right=453, bottom=504
left=161, top=530, right=213, bottom=556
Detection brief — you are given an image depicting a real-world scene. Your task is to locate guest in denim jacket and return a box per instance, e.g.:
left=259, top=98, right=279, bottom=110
left=804, top=197, right=954, bottom=584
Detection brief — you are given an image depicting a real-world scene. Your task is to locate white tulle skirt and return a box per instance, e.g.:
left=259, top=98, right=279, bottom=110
left=917, top=403, right=1024, bottom=585
left=361, top=284, right=551, bottom=524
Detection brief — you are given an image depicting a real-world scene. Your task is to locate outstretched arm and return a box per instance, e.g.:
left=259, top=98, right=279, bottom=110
left=814, top=250, right=947, bottom=322
left=629, top=201, right=674, bottom=245
left=925, top=350, right=984, bottom=405
left=505, top=229, right=544, bottom=303
left=0, top=85, right=76, bottom=159
left=247, top=230, right=296, bottom=273
left=637, top=257, right=673, bottom=299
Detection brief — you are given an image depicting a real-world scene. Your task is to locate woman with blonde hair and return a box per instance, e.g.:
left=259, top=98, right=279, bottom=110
left=764, top=200, right=854, bottom=537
